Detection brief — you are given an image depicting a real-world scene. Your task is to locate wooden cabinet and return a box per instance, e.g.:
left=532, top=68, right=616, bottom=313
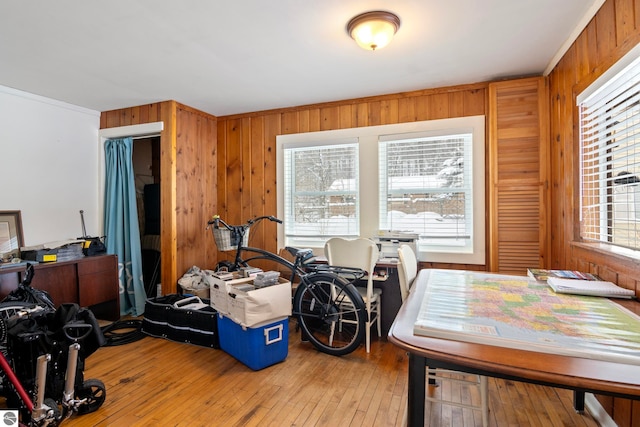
left=0, top=254, right=119, bottom=320
left=488, top=77, right=550, bottom=274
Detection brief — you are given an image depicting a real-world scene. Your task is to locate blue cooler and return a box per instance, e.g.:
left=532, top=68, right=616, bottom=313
left=217, top=314, right=288, bottom=370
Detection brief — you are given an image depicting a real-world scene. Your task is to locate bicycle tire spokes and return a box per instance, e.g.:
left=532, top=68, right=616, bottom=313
left=294, top=273, right=365, bottom=356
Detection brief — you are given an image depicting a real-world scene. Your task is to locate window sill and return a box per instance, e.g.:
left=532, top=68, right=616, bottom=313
left=570, top=241, right=640, bottom=265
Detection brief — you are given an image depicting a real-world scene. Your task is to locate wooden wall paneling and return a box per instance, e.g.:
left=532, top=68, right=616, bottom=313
left=263, top=114, right=281, bottom=255
left=368, top=101, right=382, bottom=126
left=548, top=2, right=640, bottom=424
left=615, top=0, right=635, bottom=42
left=398, top=97, right=417, bottom=122
left=308, top=108, right=321, bottom=132
left=201, top=113, right=218, bottom=270
left=449, top=91, right=465, bottom=117
left=380, top=99, right=399, bottom=124
left=102, top=100, right=218, bottom=294
left=320, top=105, right=340, bottom=131
left=173, top=105, right=217, bottom=275
left=282, top=111, right=299, bottom=135
left=217, top=84, right=491, bottom=272
left=240, top=117, right=253, bottom=222
left=596, top=0, right=617, bottom=64
left=463, top=88, right=487, bottom=117
left=224, top=118, right=244, bottom=226
left=414, top=95, right=430, bottom=121
left=429, top=92, right=449, bottom=120
left=215, top=121, right=227, bottom=217
left=160, top=101, right=178, bottom=296
left=355, top=102, right=369, bottom=127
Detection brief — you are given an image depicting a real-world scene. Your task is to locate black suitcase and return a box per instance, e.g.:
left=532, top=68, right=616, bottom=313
left=141, top=294, right=219, bottom=348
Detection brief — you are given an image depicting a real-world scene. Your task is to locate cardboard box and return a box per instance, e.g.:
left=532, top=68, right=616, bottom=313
left=217, top=314, right=288, bottom=370
left=226, top=278, right=291, bottom=328
left=206, top=274, right=253, bottom=315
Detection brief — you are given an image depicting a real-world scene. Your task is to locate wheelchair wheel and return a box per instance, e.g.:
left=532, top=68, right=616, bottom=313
left=76, top=378, right=106, bottom=415
left=293, top=272, right=365, bottom=356
left=0, top=301, right=38, bottom=353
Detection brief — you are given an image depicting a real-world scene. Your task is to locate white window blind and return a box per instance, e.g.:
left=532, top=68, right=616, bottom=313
left=283, top=140, right=359, bottom=242
left=379, top=133, right=473, bottom=253
left=276, top=116, right=485, bottom=264
left=578, top=45, right=640, bottom=250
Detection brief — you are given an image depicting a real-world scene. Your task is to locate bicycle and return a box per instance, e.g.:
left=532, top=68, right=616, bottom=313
left=207, top=215, right=366, bottom=356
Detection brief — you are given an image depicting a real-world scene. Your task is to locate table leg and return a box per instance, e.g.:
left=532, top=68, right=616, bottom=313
left=408, top=353, right=426, bottom=427
left=573, top=390, right=585, bottom=413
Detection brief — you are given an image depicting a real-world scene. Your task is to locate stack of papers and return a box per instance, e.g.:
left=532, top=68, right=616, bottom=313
left=547, top=277, right=636, bottom=299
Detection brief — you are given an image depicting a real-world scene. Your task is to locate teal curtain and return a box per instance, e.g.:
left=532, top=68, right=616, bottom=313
left=104, top=137, right=146, bottom=316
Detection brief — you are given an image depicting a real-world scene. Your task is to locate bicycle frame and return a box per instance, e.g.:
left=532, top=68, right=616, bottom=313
left=209, top=215, right=368, bottom=355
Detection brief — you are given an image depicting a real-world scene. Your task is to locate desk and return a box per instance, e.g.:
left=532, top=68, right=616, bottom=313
left=388, top=269, right=640, bottom=427
left=314, top=256, right=403, bottom=339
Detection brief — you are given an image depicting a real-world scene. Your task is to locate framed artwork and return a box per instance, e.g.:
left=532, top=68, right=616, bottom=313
left=0, top=210, right=24, bottom=256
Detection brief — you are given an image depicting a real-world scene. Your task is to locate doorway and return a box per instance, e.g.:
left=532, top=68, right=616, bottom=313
left=132, top=136, right=161, bottom=297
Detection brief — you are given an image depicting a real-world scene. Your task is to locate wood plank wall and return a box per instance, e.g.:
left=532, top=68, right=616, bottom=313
left=216, top=84, right=488, bottom=271
left=100, top=102, right=217, bottom=295
left=548, top=0, right=640, bottom=425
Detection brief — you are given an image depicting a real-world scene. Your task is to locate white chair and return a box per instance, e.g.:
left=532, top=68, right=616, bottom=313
left=397, top=244, right=418, bottom=302
left=397, top=244, right=489, bottom=427
left=324, top=237, right=381, bottom=353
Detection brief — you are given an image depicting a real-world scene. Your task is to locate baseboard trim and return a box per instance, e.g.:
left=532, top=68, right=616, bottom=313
left=585, top=393, right=617, bottom=427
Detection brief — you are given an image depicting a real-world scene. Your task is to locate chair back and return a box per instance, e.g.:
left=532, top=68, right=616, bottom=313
left=397, top=244, right=418, bottom=302
left=324, top=237, right=379, bottom=297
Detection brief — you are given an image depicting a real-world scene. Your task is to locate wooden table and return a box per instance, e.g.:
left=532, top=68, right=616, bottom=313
left=388, top=269, right=640, bottom=427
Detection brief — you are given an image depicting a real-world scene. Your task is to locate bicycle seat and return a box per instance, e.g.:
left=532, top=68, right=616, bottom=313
left=284, top=247, right=314, bottom=262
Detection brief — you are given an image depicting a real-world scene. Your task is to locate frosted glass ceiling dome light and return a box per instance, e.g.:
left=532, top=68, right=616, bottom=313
left=347, top=11, right=400, bottom=51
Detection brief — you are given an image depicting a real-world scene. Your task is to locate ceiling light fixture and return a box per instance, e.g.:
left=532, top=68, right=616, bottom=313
left=347, top=10, right=401, bottom=51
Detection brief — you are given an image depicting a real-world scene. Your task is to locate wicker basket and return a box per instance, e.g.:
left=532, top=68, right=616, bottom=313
left=211, top=227, right=249, bottom=251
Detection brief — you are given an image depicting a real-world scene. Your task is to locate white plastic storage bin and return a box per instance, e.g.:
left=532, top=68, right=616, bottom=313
left=217, top=315, right=288, bottom=370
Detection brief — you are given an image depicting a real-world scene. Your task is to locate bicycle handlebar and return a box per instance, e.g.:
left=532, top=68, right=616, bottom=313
left=208, top=215, right=282, bottom=230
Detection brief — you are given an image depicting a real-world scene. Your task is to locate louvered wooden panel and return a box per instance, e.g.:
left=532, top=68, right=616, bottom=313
left=489, top=77, right=549, bottom=274
left=496, top=188, right=542, bottom=275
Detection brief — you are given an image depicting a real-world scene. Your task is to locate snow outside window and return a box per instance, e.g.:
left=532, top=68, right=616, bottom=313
left=578, top=42, right=640, bottom=253
left=379, top=133, right=473, bottom=254
left=282, top=139, right=359, bottom=243
left=276, top=116, right=485, bottom=264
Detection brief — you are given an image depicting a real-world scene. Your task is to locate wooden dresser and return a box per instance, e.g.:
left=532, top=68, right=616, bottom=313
left=0, top=254, right=120, bottom=320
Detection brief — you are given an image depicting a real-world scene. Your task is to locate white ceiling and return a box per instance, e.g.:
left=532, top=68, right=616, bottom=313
left=1, top=1, right=603, bottom=117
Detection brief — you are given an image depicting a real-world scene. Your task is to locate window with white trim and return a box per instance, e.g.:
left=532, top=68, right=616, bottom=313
left=282, top=139, right=359, bottom=240
left=379, top=133, right=474, bottom=254
left=578, top=43, right=640, bottom=251
left=276, top=116, right=485, bottom=264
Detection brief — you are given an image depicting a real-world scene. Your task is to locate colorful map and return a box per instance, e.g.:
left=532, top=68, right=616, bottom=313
left=413, top=269, right=640, bottom=365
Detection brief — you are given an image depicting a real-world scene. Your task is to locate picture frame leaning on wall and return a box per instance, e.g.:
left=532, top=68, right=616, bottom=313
left=0, top=210, right=24, bottom=260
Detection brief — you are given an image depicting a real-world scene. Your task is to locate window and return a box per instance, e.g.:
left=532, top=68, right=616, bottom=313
left=277, top=116, right=485, bottom=264
left=578, top=43, right=640, bottom=252
left=282, top=139, right=359, bottom=241
left=379, top=133, right=474, bottom=254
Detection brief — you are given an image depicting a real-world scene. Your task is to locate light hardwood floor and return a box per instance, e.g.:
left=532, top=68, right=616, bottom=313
left=58, top=318, right=598, bottom=427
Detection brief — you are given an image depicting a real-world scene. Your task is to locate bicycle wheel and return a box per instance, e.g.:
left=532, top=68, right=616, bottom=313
left=293, top=272, right=365, bottom=356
